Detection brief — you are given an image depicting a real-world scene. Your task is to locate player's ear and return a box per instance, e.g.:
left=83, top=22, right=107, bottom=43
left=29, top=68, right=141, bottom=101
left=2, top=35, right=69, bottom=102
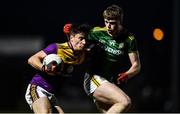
left=69, top=35, right=75, bottom=43
left=69, top=35, right=73, bottom=40
left=70, top=34, right=76, bottom=40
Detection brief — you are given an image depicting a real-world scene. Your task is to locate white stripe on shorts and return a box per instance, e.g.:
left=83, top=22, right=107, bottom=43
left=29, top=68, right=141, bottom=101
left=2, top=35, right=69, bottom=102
left=83, top=73, right=108, bottom=95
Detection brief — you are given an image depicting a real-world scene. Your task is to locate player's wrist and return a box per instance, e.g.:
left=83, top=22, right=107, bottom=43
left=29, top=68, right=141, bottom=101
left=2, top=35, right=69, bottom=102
left=117, top=72, right=129, bottom=84
left=122, top=72, right=128, bottom=78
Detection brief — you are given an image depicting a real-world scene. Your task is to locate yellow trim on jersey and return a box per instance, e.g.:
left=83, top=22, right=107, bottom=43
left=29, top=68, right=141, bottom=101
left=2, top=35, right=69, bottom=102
left=91, top=76, right=100, bottom=87
left=56, top=42, right=85, bottom=65
left=128, top=35, right=135, bottom=40
left=92, top=27, right=107, bottom=32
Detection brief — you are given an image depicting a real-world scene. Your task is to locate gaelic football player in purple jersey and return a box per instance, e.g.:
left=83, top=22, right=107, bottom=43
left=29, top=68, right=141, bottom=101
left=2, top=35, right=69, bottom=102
left=25, top=24, right=91, bottom=114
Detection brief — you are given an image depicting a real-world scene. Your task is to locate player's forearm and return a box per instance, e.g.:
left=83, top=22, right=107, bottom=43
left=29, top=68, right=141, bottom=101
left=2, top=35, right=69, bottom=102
left=28, top=56, right=43, bottom=71
left=125, top=61, right=141, bottom=79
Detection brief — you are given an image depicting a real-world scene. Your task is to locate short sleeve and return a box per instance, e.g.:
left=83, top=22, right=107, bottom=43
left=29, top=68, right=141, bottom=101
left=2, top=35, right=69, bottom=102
left=43, top=43, right=58, bottom=55
left=88, top=27, right=105, bottom=41
left=127, top=35, right=138, bottom=53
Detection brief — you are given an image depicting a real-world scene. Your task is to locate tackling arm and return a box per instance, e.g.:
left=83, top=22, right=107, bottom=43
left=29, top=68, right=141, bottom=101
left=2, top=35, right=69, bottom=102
left=117, top=51, right=141, bottom=84
left=125, top=51, right=141, bottom=79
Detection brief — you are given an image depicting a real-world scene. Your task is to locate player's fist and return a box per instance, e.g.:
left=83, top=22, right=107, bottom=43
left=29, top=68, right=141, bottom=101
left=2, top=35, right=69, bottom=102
left=42, top=61, right=59, bottom=75
left=63, top=23, right=72, bottom=34
left=117, top=73, right=128, bottom=84
left=42, top=54, right=63, bottom=75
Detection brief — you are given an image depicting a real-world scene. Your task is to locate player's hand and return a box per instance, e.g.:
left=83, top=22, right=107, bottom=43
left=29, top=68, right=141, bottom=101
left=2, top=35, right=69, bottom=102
left=117, top=73, right=128, bottom=84
left=42, top=61, right=59, bottom=75
left=63, top=23, right=72, bottom=34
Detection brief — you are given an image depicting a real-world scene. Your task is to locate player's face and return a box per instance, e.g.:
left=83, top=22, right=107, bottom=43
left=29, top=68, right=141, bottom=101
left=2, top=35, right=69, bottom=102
left=70, top=33, right=86, bottom=51
left=104, top=18, right=122, bottom=36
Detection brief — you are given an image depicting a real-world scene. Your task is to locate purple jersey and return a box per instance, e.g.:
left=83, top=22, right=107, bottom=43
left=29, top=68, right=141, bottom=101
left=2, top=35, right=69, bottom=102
left=30, top=43, right=58, bottom=92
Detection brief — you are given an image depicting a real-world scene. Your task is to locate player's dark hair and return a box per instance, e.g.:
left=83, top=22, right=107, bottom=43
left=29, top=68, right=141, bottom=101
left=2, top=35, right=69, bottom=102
left=103, top=4, right=123, bottom=22
left=69, top=23, right=91, bottom=38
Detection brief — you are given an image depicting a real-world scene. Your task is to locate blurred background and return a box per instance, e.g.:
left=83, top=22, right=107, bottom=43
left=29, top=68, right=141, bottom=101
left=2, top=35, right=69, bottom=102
left=0, top=0, right=179, bottom=113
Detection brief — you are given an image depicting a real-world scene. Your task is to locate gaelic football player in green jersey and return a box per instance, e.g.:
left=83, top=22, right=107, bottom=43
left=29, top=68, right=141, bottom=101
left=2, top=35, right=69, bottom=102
left=84, top=4, right=141, bottom=113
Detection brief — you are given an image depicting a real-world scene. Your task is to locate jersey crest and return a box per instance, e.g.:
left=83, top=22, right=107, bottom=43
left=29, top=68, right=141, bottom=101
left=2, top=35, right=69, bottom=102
left=118, top=43, right=125, bottom=49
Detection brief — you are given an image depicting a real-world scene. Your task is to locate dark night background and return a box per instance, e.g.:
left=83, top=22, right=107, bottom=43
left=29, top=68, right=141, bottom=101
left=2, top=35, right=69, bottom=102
left=0, top=0, right=179, bottom=113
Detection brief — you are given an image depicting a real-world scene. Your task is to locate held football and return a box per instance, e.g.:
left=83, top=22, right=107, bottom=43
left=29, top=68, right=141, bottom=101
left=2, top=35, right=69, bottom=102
left=42, top=54, right=63, bottom=73
left=43, top=54, right=62, bottom=66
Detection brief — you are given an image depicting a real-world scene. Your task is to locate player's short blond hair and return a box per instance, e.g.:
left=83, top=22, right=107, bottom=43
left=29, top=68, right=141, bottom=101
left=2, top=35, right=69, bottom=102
left=103, top=4, right=123, bottom=22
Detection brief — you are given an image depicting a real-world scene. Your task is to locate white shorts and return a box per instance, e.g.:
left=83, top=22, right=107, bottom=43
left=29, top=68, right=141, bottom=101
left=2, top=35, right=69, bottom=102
left=25, top=84, right=58, bottom=109
left=83, top=73, right=108, bottom=95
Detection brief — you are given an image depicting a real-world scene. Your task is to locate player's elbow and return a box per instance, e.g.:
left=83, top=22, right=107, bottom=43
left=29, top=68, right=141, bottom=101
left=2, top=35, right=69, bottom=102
left=28, top=56, right=33, bottom=65
left=133, top=61, right=141, bottom=75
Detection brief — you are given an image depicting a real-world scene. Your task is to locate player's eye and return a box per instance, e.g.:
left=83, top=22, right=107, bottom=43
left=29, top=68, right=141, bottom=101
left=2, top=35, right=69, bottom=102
left=79, top=37, right=85, bottom=41
left=105, top=21, right=108, bottom=24
left=109, top=22, right=116, bottom=25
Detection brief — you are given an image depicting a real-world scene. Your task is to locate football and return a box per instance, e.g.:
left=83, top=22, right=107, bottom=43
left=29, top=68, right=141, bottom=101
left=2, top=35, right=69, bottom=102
left=42, top=54, right=62, bottom=66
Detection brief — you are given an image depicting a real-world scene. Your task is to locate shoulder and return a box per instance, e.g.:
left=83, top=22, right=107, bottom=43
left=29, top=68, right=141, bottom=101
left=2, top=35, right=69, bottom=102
left=122, top=29, right=136, bottom=41
left=46, top=43, right=57, bottom=48
left=90, top=26, right=108, bottom=37
left=91, top=26, right=107, bottom=32
left=43, top=43, right=58, bottom=54
left=56, top=42, right=69, bottom=49
left=127, top=33, right=135, bottom=41
left=120, top=30, right=137, bottom=44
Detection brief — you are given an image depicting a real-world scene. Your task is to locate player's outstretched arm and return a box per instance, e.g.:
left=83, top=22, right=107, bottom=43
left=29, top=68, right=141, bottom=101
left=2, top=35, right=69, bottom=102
left=127, top=51, right=141, bottom=78
left=117, top=51, right=141, bottom=84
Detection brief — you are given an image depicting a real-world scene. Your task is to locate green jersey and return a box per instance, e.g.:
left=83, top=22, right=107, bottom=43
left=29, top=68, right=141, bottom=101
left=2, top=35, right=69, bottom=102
left=87, top=26, right=138, bottom=82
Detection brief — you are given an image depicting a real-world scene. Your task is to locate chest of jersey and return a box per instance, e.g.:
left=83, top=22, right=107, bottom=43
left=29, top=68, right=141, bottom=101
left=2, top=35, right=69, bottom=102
left=56, top=45, right=85, bottom=75
left=98, top=37, right=126, bottom=56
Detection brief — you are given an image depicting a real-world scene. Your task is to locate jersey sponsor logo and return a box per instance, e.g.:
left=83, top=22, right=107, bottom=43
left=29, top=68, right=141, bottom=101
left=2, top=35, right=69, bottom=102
left=109, top=40, right=116, bottom=46
left=98, top=38, right=124, bottom=55
left=119, top=43, right=124, bottom=49
left=99, top=38, right=116, bottom=46
left=104, top=46, right=123, bottom=55
left=99, top=39, right=106, bottom=44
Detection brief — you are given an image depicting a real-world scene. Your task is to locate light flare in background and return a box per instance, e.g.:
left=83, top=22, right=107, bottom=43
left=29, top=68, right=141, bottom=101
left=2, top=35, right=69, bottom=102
left=153, top=28, right=164, bottom=41
left=0, top=36, right=44, bottom=56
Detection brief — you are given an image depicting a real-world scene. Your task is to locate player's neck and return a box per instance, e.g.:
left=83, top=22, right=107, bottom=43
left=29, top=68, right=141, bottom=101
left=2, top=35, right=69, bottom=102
left=114, top=26, right=125, bottom=37
left=108, top=25, right=124, bottom=37
left=67, top=41, right=82, bottom=55
left=67, top=41, right=75, bottom=51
